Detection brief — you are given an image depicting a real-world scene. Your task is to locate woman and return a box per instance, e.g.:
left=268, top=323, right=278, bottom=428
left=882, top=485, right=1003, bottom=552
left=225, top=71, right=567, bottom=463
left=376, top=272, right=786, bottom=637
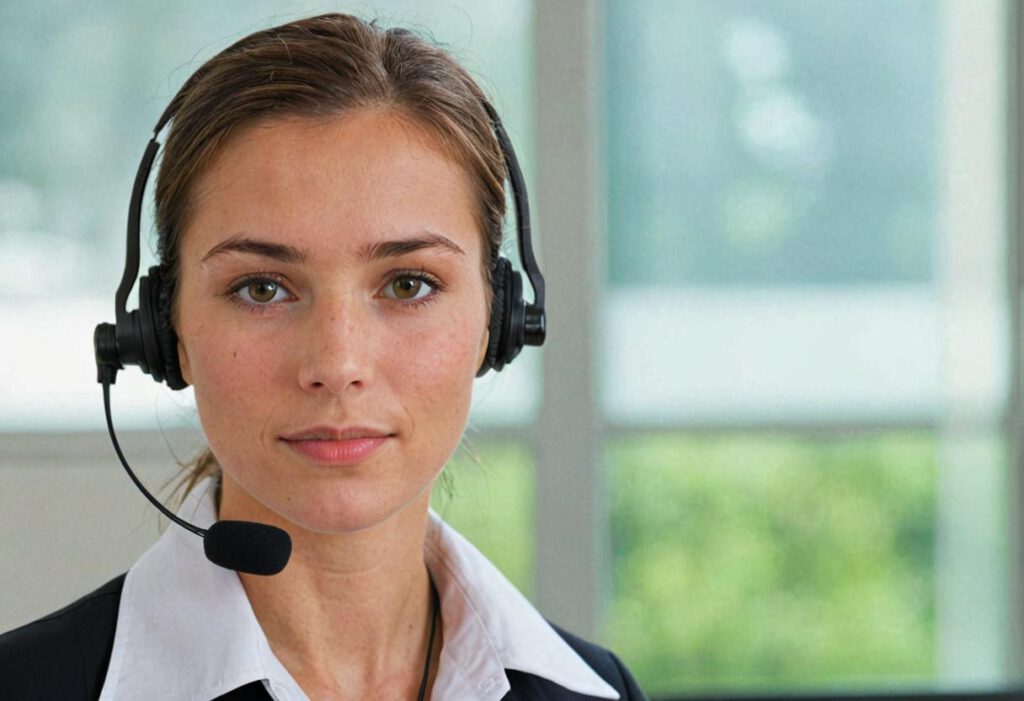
left=0, top=13, right=646, bottom=700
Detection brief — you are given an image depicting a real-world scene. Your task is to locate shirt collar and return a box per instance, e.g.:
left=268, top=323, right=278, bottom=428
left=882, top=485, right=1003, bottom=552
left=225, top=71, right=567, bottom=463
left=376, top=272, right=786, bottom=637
left=424, top=515, right=619, bottom=699
left=100, top=479, right=619, bottom=701
left=99, top=479, right=306, bottom=701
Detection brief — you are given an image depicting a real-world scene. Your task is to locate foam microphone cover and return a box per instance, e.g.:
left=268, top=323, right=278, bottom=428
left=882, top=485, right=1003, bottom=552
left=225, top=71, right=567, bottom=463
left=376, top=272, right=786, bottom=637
left=204, top=520, right=292, bottom=575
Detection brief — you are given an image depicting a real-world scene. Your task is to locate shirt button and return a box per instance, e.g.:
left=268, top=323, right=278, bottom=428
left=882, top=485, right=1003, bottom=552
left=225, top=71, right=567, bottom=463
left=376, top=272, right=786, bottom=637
left=478, top=676, right=497, bottom=691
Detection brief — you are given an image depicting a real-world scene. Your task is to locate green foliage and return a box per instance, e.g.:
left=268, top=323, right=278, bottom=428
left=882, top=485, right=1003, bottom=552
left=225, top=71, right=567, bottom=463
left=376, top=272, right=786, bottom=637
left=428, top=434, right=938, bottom=695
left=430, top=440, right=535, bottom=597
left=605, top=433, right=936, bottom=695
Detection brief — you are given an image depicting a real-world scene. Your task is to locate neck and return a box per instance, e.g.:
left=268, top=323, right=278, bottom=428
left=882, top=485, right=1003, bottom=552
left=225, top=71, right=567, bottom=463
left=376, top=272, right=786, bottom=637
left=219, top=476, right=440, bottom=699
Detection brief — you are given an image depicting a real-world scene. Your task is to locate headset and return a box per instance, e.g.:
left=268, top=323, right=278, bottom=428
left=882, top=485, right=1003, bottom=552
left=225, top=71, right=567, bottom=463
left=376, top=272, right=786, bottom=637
left=95, top=99, right=545, bottom=388
left=92, top=72, right=546, bottom=576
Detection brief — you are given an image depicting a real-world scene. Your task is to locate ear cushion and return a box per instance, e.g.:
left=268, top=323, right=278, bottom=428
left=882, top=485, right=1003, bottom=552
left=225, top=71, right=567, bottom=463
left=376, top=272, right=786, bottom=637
left=136, top=274, right=160, bottom=378
left=502, top=268, right=525, bottom=366
left=147, top=266, right=188, bottom=390
left=478, top=257, right=510, bottom=377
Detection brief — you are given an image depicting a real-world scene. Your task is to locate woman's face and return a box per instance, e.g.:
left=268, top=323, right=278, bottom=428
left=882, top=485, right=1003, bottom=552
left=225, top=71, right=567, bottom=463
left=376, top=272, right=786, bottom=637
left=174, top=110, right=490, bottom=534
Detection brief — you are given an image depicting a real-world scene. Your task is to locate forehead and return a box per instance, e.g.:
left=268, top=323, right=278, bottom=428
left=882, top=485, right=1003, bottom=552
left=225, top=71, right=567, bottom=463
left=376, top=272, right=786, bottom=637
left=182, top=110, right=482, bottom=263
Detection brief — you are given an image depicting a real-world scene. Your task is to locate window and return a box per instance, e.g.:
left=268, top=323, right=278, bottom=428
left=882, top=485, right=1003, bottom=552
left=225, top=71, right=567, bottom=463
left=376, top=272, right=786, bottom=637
left=599, top=0, right=1012, bottom=692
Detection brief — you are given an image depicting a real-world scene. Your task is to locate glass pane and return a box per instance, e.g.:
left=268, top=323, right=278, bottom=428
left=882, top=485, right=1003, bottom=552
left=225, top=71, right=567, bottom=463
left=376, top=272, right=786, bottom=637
left=430, top=440, right=534, bottom=596
left=600, top=0, right=947, bottom=427
left=606, top=432, right=938, bottom=694
left=0, top=1, right=534, bottom=430
left=600, top=1, right=1007, bottom=427
left=605, top=0, right=937, bottom=288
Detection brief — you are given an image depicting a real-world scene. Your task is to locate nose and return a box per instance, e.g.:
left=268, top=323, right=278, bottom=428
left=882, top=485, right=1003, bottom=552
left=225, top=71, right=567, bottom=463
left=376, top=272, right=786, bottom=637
left=296, top=294, right=374, bottom=395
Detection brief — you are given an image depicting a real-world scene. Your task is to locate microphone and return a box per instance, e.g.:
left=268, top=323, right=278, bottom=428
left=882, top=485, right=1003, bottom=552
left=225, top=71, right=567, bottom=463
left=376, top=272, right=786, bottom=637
left=99, top=378, right=292, bottom=576
left=204, top=520, right=292, bottom=575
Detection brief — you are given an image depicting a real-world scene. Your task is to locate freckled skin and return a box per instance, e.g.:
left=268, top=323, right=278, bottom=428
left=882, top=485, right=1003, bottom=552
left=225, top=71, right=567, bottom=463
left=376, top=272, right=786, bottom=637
left=174, top=111, right=490, bottom=536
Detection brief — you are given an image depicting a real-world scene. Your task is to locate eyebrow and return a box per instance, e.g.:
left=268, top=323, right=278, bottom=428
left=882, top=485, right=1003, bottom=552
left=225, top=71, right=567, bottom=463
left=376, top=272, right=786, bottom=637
left=201, top=231, right=466, bottom=265
left=361, top=232, right=466, bottom=260
left=201, top=236, right=310, bottom=265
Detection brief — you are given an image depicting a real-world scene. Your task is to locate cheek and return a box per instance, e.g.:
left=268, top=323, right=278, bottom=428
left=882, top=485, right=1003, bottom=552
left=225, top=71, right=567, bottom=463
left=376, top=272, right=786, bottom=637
left=386, top=311, right=482, bottom=419
left=186, top=327, right=283, bottom=432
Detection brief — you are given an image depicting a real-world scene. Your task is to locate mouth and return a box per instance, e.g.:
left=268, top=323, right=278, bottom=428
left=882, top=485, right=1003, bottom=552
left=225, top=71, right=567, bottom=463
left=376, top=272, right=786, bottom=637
left=280, top=426, right=395, bottom=465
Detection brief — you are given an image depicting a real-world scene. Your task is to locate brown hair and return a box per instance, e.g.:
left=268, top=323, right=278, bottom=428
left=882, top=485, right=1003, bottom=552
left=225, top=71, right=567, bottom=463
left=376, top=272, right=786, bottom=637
left=158, top=13, right=507, bottom=497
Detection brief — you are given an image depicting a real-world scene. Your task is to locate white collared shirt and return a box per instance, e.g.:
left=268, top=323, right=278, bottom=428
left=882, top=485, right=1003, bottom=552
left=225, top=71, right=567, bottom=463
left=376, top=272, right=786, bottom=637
left=98, top=479, right=619, bottom=700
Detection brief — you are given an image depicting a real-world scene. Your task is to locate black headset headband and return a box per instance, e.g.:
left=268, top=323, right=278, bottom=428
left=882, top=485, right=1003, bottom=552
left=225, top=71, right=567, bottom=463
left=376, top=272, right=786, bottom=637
left=480, top=100, right=546, bottom=341
left=96, top=86, right=545, bottom=385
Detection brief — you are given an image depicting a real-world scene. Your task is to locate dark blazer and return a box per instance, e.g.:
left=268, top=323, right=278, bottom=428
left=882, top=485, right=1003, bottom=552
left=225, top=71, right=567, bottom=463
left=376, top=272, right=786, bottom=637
left=0, top=574, right=648, bottom=700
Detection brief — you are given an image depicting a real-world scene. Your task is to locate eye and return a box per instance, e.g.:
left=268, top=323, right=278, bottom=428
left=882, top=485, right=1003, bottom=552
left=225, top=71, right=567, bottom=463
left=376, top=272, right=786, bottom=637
left=230, top=277, right=291, bottom=306
left=382, top=273, right=438, bottom=302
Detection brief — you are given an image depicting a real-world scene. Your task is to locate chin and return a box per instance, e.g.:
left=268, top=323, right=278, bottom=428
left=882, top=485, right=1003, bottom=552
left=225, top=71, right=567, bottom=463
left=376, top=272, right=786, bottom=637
left=268, top=481, right=432, bottom=536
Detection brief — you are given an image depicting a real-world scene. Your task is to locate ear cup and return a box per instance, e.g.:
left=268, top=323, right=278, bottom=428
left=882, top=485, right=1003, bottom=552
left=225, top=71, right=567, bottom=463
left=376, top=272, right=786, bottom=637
left=478, top=256, right=527, bottom=377
left=478, top=258, right=509, bottom=377
left=136, top=274, right=161, bottom=379
left=153, top=268, right=188, bottom=390
left=500, top=268, right=526, bottom=367
left=140, top=266, right=188, bottom=390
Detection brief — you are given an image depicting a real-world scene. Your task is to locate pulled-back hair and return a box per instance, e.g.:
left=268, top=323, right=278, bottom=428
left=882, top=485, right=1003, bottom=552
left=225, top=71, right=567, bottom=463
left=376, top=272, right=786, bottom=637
left=157, top=13, right=507, bottom=497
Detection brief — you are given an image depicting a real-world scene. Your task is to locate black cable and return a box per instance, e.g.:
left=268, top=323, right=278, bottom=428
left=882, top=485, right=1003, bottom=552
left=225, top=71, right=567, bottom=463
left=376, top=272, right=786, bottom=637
left=417, top=578, right=441, bottom=701
left=101, top=379, right=206, bottom=538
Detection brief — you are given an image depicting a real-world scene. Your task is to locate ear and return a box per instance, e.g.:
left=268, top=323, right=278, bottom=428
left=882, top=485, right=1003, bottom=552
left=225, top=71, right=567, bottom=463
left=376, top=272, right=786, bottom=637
left=178, top=338, right=193, bottom=386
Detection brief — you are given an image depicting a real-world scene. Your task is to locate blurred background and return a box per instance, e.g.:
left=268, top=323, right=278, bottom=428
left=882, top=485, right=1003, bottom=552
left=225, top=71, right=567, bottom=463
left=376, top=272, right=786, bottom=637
left=1, top=0, right=1022, bottom=698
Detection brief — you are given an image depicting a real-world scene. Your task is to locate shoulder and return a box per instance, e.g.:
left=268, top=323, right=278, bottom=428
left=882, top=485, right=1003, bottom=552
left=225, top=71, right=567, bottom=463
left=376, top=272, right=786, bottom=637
left=0, top=574, right=126, bottom=701
left=505, top=622, right=649, bottom=701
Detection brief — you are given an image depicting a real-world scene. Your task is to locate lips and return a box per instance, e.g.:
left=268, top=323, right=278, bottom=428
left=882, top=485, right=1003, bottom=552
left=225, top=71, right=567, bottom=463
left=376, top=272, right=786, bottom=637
left=280, top=425, right=394, bottom=465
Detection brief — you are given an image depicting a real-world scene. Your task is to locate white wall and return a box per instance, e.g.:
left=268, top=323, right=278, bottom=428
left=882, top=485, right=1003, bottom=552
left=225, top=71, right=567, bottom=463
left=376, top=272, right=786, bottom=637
left=0, top=430, right=201, bottom=632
